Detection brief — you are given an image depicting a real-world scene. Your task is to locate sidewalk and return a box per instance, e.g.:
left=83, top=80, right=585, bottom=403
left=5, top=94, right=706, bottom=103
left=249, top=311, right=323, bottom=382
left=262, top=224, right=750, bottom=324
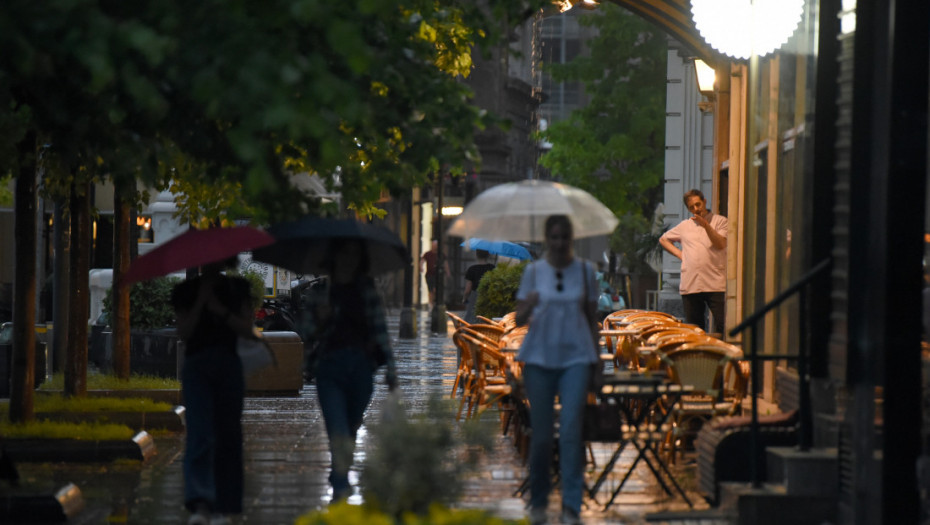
left=13, top=310, right=717, bottom=524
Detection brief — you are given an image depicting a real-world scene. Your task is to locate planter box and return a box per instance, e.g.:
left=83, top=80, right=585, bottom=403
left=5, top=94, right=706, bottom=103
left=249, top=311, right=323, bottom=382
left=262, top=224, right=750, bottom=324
left=245, top=331, right=304, bottom=396
left=4, top=431, right=156, bottom=463
left=36, top=406, right=185, bottom=432
left=0, top=482, right=85, bottom=523
left=94, top=329, right=183, bottom=379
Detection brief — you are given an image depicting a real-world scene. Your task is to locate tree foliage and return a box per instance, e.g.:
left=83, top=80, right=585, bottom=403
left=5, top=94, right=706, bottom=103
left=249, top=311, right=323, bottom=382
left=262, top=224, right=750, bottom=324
left=1, top=0, right=548, bottom=219
left=539, top=4, right=667, bottom=263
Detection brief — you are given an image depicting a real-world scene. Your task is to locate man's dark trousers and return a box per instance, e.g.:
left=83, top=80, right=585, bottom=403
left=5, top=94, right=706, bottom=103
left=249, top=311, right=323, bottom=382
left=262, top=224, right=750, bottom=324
left=681, top=291, right=725, bottom=335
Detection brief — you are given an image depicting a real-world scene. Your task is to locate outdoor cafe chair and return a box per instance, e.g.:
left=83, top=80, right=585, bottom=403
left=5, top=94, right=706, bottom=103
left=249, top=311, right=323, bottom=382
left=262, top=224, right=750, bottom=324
left=677, top=340, right=747, bottom=408
left=455, top=328, right=514, bottom=426
left=466, top=322, right=505, bottom=345
left=660, top=346, right=742, bottom=463
left=446, top=311, right=469, bottom=330
left=451, top=328, right=478, bottom=404
left=498, top=311, right=518, bottom=333
left=607, top=317, right=679, bottom=370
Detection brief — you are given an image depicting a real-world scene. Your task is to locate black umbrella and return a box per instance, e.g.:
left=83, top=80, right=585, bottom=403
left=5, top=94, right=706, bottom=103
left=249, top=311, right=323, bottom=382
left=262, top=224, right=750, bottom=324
left=253, top=217, right=409, bottom=276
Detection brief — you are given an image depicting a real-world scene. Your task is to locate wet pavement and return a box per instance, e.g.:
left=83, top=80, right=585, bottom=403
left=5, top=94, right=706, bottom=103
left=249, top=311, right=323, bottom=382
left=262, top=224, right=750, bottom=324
left=12, top=310, right=719, bottom=524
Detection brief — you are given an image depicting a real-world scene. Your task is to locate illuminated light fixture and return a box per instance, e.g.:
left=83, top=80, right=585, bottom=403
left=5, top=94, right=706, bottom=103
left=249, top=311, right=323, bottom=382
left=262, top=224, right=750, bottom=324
left=693, top=59, right=716, bottom=112
left=691, top=0, right=804, bottom=59
left=441, top=205, right=464, bottom=217
left=839, top=0, right=856, bottom=35
left=554, top=0, right=598, bottom=13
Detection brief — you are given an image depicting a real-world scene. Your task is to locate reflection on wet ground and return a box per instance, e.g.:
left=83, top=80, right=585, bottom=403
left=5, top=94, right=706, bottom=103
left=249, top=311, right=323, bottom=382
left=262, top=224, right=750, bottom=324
left=12, top=310, right=716, bottom=524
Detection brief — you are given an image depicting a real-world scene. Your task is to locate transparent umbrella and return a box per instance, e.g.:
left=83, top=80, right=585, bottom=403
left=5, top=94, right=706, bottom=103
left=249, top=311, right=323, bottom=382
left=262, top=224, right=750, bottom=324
left=446, top=180, right=618, bottom=242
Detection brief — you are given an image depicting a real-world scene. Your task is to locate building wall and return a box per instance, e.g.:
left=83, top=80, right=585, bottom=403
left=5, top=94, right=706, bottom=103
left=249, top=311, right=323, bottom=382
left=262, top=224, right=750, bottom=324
left=658, top=43, right=716, bottom=319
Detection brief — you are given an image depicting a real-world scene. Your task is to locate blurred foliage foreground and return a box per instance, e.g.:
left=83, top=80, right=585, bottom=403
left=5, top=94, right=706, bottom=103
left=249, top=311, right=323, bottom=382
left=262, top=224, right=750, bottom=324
left=296, top=393, right=526, bottom=524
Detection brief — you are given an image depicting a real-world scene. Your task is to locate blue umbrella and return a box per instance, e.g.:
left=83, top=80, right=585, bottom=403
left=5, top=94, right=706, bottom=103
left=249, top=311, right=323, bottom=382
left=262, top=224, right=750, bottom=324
left=460, top=238, right=532, bottom=260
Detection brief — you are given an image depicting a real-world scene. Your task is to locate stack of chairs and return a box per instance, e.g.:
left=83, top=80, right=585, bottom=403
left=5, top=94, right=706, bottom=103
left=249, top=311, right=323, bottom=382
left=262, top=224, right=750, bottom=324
left=448, top=314, right=520, bottom=424
left=595, top=308, right=750, bottom=464
left=447, top=312, right=533, bottom=459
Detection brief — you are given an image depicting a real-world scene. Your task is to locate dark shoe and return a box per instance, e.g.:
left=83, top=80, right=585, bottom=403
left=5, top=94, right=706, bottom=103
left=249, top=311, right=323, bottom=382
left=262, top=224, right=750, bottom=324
left=560, top=506, right=583, bottom=525
left=186, top=511, right=209, bottom=525
left=529, top=507, right=548, bottom=525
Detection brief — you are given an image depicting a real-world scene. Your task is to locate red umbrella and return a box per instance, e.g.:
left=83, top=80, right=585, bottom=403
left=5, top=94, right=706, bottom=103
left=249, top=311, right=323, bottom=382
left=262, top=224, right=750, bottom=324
left=121, top=226, right=275, bottom=286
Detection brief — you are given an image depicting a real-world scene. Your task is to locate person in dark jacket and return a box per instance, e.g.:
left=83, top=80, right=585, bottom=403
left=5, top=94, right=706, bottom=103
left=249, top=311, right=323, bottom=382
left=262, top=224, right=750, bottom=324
left=297, top=238, right=398, bottom=502
left=171, top=257, right=256, bottom=525
left=462, top=249, right=495, bottom=323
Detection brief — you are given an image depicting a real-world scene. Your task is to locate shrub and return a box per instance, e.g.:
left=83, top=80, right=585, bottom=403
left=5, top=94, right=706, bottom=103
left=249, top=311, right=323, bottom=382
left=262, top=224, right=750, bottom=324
left=103, top=276, right=181, bottom=330
left=475, top=262, right=527, bottom=318
left=238, top=269, right=266, bottom=311
left=358, top=393, right=495, bottom=517
left=295, top=501, right=524, bottom=525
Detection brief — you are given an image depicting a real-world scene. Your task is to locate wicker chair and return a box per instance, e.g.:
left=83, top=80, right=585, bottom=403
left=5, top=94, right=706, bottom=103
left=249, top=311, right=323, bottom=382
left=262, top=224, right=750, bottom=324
left=455, top=327, right=513, bottom=423
left=660, top=346, right=743, bottom=462
left=446, top=311, right=470, bottom=330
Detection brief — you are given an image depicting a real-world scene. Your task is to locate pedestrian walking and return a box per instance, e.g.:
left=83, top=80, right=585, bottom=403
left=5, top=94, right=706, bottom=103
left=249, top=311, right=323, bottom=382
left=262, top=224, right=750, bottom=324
left=297, top=238, right=398, bottom=502
left=171, top=257, right=256, bottom=525
left=514, top=215, right=599, bottom=525
left=462, top=249, right=495, bottom=323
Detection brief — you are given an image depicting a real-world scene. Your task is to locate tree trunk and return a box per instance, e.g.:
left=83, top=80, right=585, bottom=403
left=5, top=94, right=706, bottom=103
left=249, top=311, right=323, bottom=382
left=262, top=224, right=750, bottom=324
left=112, top=191, right=131, bottom=380
left=64, top=180, right=91, bottom=397
left=9, top=132, right=37, bottom=423
left=52, top=201, right=71, bottom=374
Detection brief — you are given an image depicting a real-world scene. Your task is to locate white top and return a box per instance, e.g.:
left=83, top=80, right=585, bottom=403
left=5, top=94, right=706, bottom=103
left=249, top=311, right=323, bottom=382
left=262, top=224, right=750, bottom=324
left=661, top=213, right=728, bottom=294
left=515, top=259, right=600, bottom=369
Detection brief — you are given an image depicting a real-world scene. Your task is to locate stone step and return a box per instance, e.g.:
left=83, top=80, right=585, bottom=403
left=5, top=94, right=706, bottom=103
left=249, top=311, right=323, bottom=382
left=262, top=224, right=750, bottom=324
left=718, top=482, right=836, bottom=525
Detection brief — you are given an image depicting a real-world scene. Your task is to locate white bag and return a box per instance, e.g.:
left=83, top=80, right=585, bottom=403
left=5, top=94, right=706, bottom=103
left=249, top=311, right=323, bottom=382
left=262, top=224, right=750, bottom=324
left=237, top=332, right=275, bottom=377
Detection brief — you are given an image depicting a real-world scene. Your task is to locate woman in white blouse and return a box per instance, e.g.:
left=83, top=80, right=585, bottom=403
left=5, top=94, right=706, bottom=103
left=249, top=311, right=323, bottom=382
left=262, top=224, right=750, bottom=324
left=515, top=214, right=599, bottom=525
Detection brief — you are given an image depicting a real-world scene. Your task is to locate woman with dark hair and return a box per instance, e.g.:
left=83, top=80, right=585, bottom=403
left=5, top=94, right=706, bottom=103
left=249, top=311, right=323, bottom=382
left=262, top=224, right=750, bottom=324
left=297, top=238, right=398, bottom=502
left=171, top=256, right=256, bottom=525
left=514, top=215, right=599, bottom=525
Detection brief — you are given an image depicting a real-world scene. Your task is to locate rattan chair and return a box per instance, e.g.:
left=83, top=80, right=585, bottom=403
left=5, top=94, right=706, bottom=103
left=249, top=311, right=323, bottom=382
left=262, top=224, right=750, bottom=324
left=660, top=346, right=742, bottom=462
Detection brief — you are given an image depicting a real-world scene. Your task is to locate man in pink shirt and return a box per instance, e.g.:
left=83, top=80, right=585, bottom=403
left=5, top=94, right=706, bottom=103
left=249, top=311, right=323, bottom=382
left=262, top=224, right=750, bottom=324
left=659, top=189, right=728, bottom=335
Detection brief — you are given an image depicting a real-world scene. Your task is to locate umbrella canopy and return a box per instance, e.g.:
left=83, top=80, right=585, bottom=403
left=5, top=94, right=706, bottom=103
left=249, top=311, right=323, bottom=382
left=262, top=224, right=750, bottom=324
left=122, top=226, right=275, bottom=286
left=253, top=217, right=409, bottom=276
left=446, top=180, right=618, bottom=242
left=460, top=238, right=533, bottom=260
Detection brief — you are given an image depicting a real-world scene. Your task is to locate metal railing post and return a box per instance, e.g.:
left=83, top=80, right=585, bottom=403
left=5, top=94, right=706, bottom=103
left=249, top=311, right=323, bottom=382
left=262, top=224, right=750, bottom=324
left=798, top=288, right=812, bottom=451
left=749, top=324, right=761, bottom=488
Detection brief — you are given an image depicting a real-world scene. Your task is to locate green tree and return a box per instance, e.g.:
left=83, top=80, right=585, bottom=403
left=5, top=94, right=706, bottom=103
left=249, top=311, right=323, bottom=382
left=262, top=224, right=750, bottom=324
left=0, top=0, right=548, bottom=420
left=539, top=4, right=667, bottom=266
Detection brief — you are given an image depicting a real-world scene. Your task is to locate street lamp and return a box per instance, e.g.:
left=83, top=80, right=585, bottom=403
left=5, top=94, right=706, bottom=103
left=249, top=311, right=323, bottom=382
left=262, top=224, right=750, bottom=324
left=690, top=0, right=803, bottom=59
left=693, top=59, right=716, bottom=113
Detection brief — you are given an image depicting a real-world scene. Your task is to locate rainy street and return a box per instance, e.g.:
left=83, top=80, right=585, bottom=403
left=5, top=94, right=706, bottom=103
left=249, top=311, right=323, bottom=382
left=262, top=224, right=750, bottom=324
left=12, top=310, right=718, bottom=525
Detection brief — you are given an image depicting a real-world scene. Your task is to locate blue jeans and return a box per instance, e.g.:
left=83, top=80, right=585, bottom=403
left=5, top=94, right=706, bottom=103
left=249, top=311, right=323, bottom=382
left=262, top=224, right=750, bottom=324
left=523, top=363, right=589, bottom=513
left=315, top=345, right=375, bottom=496
left=182, top=345, right=245, bottom=514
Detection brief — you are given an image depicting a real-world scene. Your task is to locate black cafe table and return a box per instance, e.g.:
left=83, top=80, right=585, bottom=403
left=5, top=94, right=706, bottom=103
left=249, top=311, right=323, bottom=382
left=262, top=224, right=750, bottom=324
left=586, top=371, right=694, bottom=510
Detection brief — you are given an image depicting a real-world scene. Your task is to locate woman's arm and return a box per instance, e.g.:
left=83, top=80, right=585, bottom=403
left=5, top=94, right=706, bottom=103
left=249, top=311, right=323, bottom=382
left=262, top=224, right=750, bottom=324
left=207, top=294, right=255, bottom=339
left=174, top=280, right=209, bottom=342
left=515, top=294, right=537, bottom=327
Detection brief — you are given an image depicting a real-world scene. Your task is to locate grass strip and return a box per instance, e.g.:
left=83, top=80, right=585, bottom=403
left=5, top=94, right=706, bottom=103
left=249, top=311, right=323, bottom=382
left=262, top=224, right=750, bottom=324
left=0, top=419, right=135, bottom=441
left=39, top=371, right=181, bottom=391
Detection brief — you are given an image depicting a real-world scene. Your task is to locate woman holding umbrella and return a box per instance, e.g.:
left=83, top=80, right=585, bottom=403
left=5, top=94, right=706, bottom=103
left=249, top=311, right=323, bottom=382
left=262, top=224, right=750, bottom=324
left=171, top=256, right=257, bottom=525
left=514, top=215, right=599, bottom=525
left=297, top=238, right=398, bottom=502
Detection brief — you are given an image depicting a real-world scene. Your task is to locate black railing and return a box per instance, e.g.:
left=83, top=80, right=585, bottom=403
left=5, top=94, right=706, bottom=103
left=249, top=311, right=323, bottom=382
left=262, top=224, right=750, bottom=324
left=727, top=257, right=832, bottom=488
